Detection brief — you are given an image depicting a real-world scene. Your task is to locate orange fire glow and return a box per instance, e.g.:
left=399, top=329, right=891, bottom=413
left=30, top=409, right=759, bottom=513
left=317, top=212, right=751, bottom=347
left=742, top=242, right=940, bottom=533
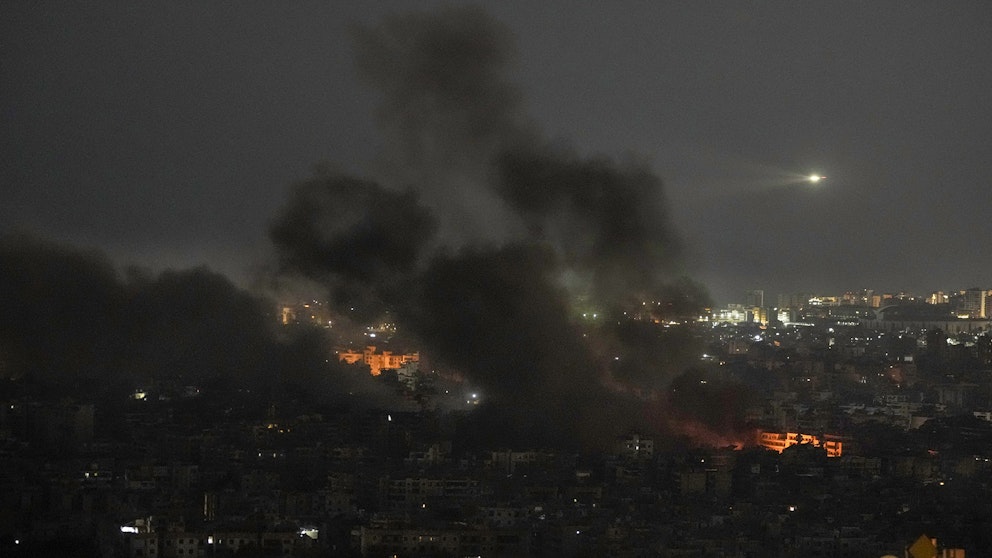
left=337, top=345, right=419, bottom=376
left=757, top=431, right=843, bottom=457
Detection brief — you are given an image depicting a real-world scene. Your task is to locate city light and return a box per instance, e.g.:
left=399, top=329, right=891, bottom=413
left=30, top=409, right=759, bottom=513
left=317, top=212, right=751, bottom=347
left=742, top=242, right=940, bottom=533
left=3, top=6, right=989, bottom=558
left=299, top=527, right=319, bottom=540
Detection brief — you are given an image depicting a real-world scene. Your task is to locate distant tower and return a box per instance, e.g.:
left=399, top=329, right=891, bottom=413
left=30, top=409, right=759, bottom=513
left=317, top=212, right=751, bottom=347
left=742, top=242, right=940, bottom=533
left=744, top=289, right=764, bottom=308
left=744, top=290, right=766, bottom=325
left=777, top=292, right=814, bottom=310
left=960, top=288, right=987, bottom=318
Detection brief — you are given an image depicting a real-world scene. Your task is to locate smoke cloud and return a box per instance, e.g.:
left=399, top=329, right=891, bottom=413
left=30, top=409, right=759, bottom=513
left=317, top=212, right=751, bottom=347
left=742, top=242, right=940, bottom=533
left=270, top=173, right=437, bottom=320
left=0, top=233, right=402, bottom=408
left=0, top=234, right=126, bottom=387
left=351, top=6, right=531, bottom=170
left=269, top=6, right=717, bottom=449
left=495, top=147, right=685, bottom=305
left=349, top=5, right=688, bottom=305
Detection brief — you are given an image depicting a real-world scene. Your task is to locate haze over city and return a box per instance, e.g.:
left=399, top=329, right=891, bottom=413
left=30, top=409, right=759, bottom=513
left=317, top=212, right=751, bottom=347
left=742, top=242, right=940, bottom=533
left=3, top=2, right=991, bottom=303
left=3, top=4, right=992, bottom=557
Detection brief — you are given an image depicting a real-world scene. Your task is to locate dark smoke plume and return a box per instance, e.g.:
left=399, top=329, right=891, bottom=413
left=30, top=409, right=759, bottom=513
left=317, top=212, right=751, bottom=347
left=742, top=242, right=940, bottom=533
left=351, top=5, right=688, bottom=306
left=0, top=233, right=399, bottom=407
left=270, top=6, right=715, bottom=448
left=495, top=147, right=685, bottom=305
left=351, top=5, right=533, bottom=246
left=351, top=6, right=532, bottom=175
left=270, top=173, right=437, bottom=320
left=0, top=234, right=126, bottom=386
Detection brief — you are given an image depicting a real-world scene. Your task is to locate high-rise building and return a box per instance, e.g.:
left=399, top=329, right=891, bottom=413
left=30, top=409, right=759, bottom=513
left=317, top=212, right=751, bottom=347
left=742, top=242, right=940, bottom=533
left=744, top=289, right=764, bottom=308
left=960, top=288, right=988, bottom=319
left=777, top=292, right=814, bottom=309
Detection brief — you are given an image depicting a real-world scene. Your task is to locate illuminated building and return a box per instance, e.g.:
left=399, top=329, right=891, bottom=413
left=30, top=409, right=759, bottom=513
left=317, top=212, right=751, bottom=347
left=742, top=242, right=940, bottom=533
left=749, top=306, right=770, bottom=325
left=808, top=295, right=840, bottom=307
left=713, top=304, right=748, bottom=323
left=338, top=345, right=419, bottom=376
left=906, top=534, right=966, bottom=558
left=743, top=290, right=767, bottom=324
left=959, top=288, right=988, bottom=319
left=757, top=431, right=843, bottom=457
left=861, top=307, right=990, bottom=333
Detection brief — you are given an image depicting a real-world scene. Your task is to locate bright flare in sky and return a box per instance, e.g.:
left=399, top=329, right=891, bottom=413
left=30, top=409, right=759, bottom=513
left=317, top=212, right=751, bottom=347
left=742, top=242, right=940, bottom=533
left=808, top=174, right=824, bottom=183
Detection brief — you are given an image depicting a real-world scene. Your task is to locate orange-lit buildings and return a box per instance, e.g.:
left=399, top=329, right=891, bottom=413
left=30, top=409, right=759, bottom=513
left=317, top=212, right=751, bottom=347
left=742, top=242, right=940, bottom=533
left=757, top=431, right=843, bottom=457
left=338, top=346, right=419, bottom=376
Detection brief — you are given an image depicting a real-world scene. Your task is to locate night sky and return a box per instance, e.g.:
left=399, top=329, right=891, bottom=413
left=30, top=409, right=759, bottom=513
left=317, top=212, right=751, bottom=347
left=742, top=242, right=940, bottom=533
left=3, top=3, right=991, bottom=304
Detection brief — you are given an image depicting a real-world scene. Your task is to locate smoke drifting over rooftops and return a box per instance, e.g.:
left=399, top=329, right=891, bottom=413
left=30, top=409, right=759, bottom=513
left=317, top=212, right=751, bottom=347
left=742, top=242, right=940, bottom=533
left=270, top=6, right=715, bottom=448
left=0, top=233, right=406, bottom=409
left=0, top=235, right=282, bottom=390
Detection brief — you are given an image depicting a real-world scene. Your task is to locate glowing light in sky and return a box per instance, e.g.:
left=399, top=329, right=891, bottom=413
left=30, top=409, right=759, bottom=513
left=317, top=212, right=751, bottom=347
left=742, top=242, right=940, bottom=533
left=807, top=174, right=824, bottom=183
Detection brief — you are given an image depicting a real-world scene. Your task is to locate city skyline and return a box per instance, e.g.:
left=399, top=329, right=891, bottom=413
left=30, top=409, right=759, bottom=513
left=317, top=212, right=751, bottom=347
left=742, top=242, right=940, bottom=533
left=5, top=6, right=992, bottom=554
left=3, top=3, right=991, bottom=304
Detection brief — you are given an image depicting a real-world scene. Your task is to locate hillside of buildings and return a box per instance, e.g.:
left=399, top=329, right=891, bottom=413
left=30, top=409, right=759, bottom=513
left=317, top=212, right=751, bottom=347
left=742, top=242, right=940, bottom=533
left=2, top=288, right=991, bottom=556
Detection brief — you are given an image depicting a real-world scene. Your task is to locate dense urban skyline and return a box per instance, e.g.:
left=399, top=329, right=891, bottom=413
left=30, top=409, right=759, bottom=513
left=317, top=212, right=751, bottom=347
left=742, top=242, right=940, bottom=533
left=3, top=3, right=991, bottom=304
left=6, top=7, right=992, bottom=555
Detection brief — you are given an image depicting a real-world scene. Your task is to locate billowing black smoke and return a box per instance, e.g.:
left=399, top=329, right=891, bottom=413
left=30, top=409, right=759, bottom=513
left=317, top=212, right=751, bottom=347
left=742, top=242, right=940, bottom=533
left=270, top=6, right=712, bottom=448
left=0, top=234, right=126, bottom=387
left=270, top=173, right=437, bottom=321
left=495, top=147, right=685, bottom=306
left=351, top=6, right=533, bottom=182
left=0, top=233, right=399, bottom=407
